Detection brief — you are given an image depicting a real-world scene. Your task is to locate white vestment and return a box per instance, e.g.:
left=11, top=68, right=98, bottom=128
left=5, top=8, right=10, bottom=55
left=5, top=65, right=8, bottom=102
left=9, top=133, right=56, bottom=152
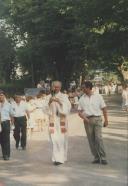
left=46, top=92, right=71, bottom=163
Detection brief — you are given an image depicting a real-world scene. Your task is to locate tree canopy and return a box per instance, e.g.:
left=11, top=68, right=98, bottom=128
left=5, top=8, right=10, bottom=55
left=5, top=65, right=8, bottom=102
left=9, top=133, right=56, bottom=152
left=0, top=0, right=128, bottom=88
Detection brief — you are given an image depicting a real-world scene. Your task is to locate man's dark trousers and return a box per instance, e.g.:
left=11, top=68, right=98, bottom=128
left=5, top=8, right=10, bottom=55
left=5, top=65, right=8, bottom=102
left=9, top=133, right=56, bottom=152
left=0, top=121, right=10, bottom=158
left=13, top=116, right=27, bottom=148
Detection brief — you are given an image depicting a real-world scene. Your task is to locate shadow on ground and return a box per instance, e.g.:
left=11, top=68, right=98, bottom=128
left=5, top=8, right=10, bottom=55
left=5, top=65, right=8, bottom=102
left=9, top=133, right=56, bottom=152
left=0, top=94, right=127, bottom=186
left=0, top=134, right=127, bottom=186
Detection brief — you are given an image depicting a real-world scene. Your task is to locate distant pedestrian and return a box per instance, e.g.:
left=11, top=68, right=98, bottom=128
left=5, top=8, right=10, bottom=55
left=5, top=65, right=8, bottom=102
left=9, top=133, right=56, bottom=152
left=104, top=85, right=109, bottom=95
left=37, top=81, right=42, bottom=88
left=122, top=85, right=128, bottom=111
left=26, top=96, right=36, bottom=135
left=78, top=81, right=108, bottom=165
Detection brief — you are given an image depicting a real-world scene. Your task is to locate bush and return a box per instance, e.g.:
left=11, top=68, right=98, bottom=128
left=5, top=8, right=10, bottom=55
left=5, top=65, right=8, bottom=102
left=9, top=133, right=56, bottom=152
left=0, top=79, right=34, bottom=96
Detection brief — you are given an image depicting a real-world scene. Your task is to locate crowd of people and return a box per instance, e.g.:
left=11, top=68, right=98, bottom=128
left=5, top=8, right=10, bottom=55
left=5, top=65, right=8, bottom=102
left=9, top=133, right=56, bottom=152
left=0, top=80, right=127, bottom=166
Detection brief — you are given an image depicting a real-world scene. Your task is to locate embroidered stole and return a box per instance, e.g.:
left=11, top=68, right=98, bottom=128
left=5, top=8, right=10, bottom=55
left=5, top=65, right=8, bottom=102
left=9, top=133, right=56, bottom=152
left=49, top=113, right=66, bottom=134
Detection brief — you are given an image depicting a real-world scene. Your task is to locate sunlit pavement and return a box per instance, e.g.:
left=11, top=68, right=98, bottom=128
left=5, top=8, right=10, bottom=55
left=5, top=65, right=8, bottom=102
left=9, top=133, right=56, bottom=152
left=0, top=95, right=127, bottom=186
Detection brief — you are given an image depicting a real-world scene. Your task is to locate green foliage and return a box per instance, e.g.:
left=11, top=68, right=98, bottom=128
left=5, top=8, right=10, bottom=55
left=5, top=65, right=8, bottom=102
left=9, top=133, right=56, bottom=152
left=0, top=28, right=16, bottom=83
left=0, top=83, right=24, bottom=96
left=0, top=0, right=128, bottom=87
left=8, top=0, right=87, bottom=87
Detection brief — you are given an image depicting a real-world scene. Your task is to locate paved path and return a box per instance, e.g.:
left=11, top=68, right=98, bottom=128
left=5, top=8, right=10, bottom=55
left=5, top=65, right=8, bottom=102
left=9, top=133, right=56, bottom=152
left=0, top=95, right=128, bottom=186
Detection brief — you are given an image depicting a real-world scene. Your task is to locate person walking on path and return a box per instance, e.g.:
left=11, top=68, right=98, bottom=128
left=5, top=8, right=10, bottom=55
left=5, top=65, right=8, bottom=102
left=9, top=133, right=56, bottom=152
left=46, top=81, right=71, bottom=165
left=78, top=81, right=108, bottom=165
left=0, top=90, right=13, bottom=160
left=11, top=94, right=30, bottom=150
left=121, top=84, right=128, bottom=111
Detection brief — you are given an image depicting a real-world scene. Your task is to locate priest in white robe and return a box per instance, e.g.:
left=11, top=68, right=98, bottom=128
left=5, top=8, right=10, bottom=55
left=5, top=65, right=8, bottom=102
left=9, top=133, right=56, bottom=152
left=47, top=81, right=71, bottom=165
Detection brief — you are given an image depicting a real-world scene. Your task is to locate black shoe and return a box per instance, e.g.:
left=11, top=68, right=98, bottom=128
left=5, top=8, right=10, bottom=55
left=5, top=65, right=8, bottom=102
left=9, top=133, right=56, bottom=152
left=92, top=159, right=100, bottom=164
left=101, top=160, right=108, bottom=165
left=54, top=162, right=63, bottom=166
left=16, top=145, right=19, bottom=149
left=16, top=142, right=19, bottom=149
left=3, top=156, right=9, bottom=161
left=22, top=147, right=26, bottom=150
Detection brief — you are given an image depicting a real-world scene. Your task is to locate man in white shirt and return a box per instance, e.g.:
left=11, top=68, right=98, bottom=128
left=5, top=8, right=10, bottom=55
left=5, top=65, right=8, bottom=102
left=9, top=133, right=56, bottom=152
left=78, top=81, right=108, bottom=165
left=0, top=90, right=13, bottom=160
left=12, top=94, right=30, bottom=150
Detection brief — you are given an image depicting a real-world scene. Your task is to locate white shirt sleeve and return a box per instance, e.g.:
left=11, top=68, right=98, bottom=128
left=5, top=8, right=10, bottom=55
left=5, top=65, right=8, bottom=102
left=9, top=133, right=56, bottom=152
left=78, top=97, right=83, bottom=111
left=24, top=102, right=29, bottom=112
left=99, top=95, right=106, bottom=108
left=10, top=104, right=14, bottom=116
